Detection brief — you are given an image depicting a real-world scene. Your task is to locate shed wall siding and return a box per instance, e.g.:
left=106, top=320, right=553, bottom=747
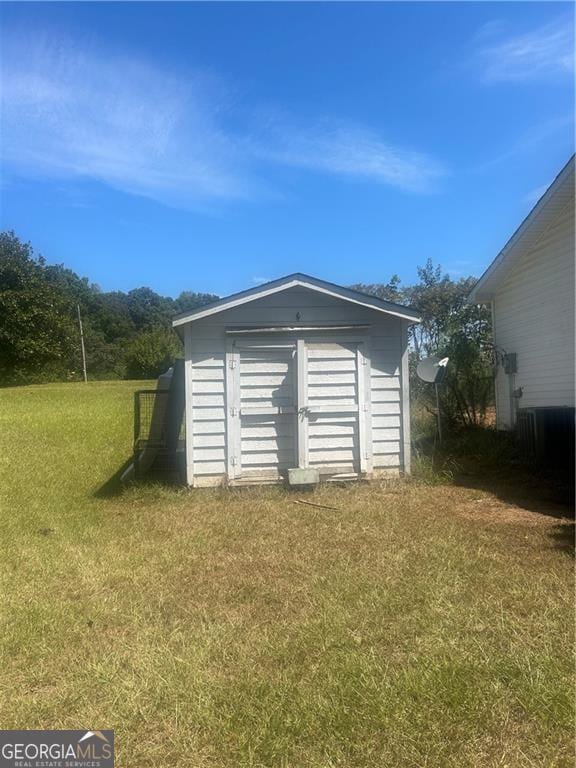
left=184, top=287, right=408, bottom=484
left=493, top=202, right=575, bottom=428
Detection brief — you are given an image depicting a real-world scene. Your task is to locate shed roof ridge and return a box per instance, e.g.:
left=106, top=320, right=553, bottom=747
left=172, top=272, right=421, bottom=327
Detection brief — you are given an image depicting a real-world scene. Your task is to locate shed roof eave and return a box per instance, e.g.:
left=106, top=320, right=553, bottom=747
left=172, top=273, right=421, bottom=327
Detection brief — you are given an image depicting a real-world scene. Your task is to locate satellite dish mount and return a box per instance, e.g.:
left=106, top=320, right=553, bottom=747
left=416, top=356, right=449, bottom=442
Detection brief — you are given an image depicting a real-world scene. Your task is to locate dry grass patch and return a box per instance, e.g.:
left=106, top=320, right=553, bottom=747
left=0, top=382, right=573, bottom=767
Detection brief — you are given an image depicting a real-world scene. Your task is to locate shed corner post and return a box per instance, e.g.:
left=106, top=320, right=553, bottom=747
left=183, top=323, right=195, bottom=486
left=225, top=337, right=240, bottom=482
left=296, top=337, right=308, bottom=469
left=357, top=340, right=372, bottom=475
left=400, top=321, right=412, bottom=475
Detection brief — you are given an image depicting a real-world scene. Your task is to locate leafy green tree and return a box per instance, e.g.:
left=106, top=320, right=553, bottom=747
left=125, top=327, right=182, bottom=379
left=126, top=287, right=174, bottom=330
left=0, top=232, right=77, bottom=384
left=173, top=290, right=219, bottom=315
left=406, top=260, right=492, bottom=426
left=355, top=259, right=493, bottom=427
left=442, top=329, right=494, bottom=426
left=0, top=230, right=219, bottom=384
left=351, top=275, right=402, bottom=303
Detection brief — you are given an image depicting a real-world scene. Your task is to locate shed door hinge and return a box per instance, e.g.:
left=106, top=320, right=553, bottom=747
left=231, top=456, right=237, bottom=466
left=230, top=406, right=236, bottom=417
left=229, top=358, right=237, bottom=369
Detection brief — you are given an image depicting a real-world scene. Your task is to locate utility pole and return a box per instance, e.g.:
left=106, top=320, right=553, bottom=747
left=77, top=303, right=88, bottom=382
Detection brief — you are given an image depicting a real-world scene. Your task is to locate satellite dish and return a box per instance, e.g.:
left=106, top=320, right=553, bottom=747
left=416, top=356, right=449, bottom=384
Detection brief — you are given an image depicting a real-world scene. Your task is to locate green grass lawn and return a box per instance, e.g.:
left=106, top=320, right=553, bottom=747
left=0, top=381, right=573, bottom=767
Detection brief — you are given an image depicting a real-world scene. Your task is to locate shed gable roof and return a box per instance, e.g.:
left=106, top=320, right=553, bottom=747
left=468, top=155, right=575, bottom=303
left=172, top=273, right=421, bottom=327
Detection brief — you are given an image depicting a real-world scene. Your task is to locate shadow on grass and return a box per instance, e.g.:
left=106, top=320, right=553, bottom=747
left=94, top=457, right=135, bottom=498
left=94, top=456, right=186, bottom=498
left=452, top=463, right=574, bottom=520
left=547, top=522, right=575, bottom=555
left=422, top=428, right=572, bottom=512
left=414, top=426, right=574, bottom=554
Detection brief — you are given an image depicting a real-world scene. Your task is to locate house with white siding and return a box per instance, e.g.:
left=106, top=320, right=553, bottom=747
left=469, top=156, right=575, bottom=459
left=172, top=274, right=420, bottom=487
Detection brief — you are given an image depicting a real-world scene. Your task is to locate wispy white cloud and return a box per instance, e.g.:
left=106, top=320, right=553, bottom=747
left=252, top=117, right=445, bottom=193
left=523, top=182, right=550, bottom=206
left=1, top=30, right=258, bottom=209
left=474, top=16, right=574, bottom=83
left=472, top=113, right=574, bottom=172
left=445, top=259, right=476, bottom=278
left=1, top=28, right=445, bottom=209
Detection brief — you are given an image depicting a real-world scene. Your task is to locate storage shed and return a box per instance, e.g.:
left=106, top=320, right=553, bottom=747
left=173, top=274, right=420, bottom=486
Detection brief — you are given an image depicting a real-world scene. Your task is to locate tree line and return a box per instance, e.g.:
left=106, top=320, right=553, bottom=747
left=1, top=230, right=493, bottom=426
left=0, top=231, right=217, bottom=384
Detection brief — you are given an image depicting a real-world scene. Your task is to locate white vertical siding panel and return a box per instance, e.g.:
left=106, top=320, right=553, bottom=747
left=297, top=339, right=308, bottom=468
left=184, top=324, right=194, bottom=485
left=189, top=324, right=227, bottom=480
left=239, top=345, right=298, bottom=475
left=359, top=341, right=373, bottom=474
left=493, top=201, right=575, bottom=424
left=400, top=321, right=411, bottom=474
left=369, top=316, right=404, bottom=472
left=304, top=342, right=360, bottom=471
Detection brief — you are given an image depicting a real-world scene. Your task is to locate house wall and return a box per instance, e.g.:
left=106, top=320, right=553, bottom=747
left=182, top=287, right=410, bottom=486
left=493, top=201, right=575, bottom=428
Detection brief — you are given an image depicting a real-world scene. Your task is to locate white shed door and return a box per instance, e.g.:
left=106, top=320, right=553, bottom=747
left=300, top=341, right=367, bottom=475
left=236, top=343, right=298, bottom=478
left=227, top=338, right=368, bottom=480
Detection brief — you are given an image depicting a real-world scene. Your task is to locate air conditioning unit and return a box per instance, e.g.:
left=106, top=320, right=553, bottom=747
left=516, top=409, right=536, bottom=457
left=516, top=407, right=575, bottom=467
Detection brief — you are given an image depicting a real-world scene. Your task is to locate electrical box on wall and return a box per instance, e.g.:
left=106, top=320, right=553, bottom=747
left=503, top=352, right=517, bottom=374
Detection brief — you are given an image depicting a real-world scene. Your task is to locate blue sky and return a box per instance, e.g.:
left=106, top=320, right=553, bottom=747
left=1, top=1, right=574, bottom=297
